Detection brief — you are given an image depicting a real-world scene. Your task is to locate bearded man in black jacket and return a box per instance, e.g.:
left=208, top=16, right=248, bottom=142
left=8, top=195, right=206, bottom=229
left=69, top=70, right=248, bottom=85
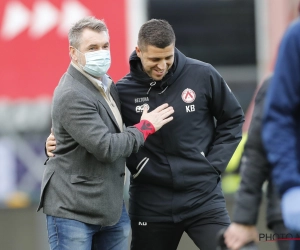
left=116, top=19, right=244, bottom=250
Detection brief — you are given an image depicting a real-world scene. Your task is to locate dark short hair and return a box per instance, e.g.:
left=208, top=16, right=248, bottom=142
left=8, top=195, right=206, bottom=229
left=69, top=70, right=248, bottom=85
left=68, top=16, right=108, bottom=48
left=138, top=19, right=176, bottom=51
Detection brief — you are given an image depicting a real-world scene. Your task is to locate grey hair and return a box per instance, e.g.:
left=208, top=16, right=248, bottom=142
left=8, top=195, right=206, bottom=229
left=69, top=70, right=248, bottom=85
left=68, top=16, right=108, bottom=48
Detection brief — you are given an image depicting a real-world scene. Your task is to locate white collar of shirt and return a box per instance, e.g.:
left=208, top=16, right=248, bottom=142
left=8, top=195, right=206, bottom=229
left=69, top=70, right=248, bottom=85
left=94, top=76, right=108, bottom=92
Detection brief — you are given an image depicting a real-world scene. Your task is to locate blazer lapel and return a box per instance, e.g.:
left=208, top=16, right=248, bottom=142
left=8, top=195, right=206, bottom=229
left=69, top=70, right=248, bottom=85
left=97, top=97, right=121, bottom=132
left=109, top=83, right=121, bottom=111
left=67, top=64, right=122, bottom=132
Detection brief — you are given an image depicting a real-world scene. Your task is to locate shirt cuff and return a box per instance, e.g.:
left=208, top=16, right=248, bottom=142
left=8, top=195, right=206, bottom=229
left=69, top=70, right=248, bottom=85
left=134, top=120, right=155, bottom=140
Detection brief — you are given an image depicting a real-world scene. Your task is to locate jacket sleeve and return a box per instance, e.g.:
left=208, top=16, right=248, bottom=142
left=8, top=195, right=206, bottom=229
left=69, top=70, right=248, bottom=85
left=206, top=65, right=245, bottom=173
left=232, top=78, right=271, bottom=225
left=262, top=19, right=300, bottom=196
left=55, top=89, right=144, bottom=163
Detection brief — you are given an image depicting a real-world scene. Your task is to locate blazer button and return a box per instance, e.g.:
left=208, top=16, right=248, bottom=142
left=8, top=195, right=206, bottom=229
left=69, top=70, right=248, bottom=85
left=120, top=173, right=125, bottom=177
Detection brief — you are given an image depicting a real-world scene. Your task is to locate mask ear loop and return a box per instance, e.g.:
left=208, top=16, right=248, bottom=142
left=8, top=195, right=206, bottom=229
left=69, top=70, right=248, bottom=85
left=71, top=47, right=85, bottom=69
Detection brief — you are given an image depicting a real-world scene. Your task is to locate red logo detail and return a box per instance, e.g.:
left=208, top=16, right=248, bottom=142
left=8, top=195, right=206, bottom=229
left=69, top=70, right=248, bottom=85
left=181, top=88, right=196, bottom=103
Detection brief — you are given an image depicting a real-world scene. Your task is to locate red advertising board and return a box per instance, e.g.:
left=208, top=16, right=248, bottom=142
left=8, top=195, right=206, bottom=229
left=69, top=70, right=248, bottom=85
left=0, top=0, right=128, bottom=99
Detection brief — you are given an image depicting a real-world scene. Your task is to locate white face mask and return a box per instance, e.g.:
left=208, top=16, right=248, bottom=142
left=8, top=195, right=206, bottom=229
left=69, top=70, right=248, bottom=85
left=77, top=49, right=111, bottom=78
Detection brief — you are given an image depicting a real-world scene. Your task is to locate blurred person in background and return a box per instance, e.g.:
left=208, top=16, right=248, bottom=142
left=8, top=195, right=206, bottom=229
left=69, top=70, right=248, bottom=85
left=47, top=18, right=244, bottom=250
left=223, top=76, right=289, bottom=250
left=262, top=16, right=300, bottom=250
left=39, top=16, right=174, bottom=250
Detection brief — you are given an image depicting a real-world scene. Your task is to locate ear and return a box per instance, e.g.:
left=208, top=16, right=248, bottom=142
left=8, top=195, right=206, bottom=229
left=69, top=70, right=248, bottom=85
left=69, top=46, right=77, bottom=61
left=136, top=46, right=141, bottom=58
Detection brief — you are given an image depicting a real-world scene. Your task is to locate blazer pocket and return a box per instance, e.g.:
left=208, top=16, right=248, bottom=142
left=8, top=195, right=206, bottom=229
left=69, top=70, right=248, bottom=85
left=70, top=175, right=102, bottom=184
left=37, top=170, right=55, bottom=211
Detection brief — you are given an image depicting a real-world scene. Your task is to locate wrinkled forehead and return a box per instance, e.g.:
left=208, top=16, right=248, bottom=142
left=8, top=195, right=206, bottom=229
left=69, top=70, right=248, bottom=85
left=79, top=29, right=109, bottom=48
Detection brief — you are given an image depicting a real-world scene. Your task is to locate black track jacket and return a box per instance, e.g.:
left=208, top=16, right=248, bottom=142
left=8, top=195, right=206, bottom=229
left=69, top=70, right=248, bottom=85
left=116, top=48, right=244, bottom=223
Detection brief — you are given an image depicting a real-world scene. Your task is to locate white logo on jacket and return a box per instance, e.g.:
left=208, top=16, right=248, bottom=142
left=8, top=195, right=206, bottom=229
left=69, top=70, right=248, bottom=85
left=136, top=103, right=150, bottom=113
left=186, top=105, right=195, bottom=112
left=182, top=88, right=196, bottom=112
left=135, top=97, right=149, bottom=103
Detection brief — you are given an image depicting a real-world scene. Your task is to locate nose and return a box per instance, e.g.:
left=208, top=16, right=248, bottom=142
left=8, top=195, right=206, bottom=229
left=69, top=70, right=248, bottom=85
left=157, top=60, right=166, bottom=70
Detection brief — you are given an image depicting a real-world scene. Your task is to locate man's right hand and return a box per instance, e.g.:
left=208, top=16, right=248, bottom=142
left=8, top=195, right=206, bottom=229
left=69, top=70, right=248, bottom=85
left=46, top=131, right=56, bottom=157
left=46, top=104, right=174, bottom=156
left=140, top=103, right=174, bottom=132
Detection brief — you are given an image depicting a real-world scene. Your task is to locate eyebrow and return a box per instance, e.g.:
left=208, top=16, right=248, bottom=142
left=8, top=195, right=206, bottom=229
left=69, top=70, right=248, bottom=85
left=88, top=42, right=110, bottom=47
left=149, top=55, right=174, bottom=59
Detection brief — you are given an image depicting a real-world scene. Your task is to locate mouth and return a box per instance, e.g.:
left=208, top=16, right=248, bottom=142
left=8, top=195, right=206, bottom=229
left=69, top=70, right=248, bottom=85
left=154, top=69, right=165, bottom=77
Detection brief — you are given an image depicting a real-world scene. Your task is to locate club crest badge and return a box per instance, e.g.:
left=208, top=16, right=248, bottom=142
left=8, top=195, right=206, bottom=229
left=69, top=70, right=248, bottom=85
left=181, top=88, right=196, bottom=103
